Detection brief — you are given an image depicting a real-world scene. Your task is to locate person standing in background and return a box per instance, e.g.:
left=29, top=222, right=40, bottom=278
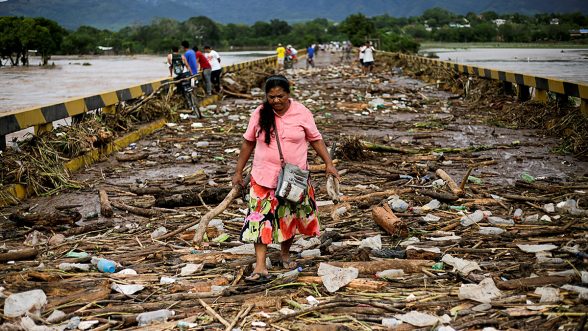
left=204, top=45, right=222, bottom=94
left=306, top=44, right=315, bottom=69
left=362, top=41, right=375, bottom=74
left=181, top=41, right=198, bottom=76
left=194, top=46, right=212, bottom=96
left=358, top=43, right=366, bottom=70
left=276, top=43, right=286, bottom=70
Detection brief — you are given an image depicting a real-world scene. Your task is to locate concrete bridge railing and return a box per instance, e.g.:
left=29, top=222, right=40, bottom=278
left=397, top=53, right=588, bottom=115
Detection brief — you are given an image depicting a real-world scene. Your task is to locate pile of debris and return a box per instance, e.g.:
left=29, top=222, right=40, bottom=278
left=1, top=53, right=588, bottom=330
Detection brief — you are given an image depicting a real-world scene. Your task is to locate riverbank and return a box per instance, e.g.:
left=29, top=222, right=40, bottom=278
left=421, top=41, right=588, bottom=49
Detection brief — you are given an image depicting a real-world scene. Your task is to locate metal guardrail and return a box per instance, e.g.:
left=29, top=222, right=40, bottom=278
left=397, top=53, right=588, bottom=114
left=0, top=55, right=278, bottom=150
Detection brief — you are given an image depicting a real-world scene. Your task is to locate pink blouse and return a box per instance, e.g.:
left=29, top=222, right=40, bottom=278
left=243, top=100, right=322, bottom=188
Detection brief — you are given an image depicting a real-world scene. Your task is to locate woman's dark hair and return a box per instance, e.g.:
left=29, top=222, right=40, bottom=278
left=259, top=75, right=290, bottom=145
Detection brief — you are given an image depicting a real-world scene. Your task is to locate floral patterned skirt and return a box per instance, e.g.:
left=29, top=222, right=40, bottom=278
left=240, top=177, right=320, bottom=244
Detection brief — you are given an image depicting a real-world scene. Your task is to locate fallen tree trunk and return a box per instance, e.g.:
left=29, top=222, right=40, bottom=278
left=9, top=209, right=82, bottom=227
left=0, top=248, right=38, bottom=262
left=371, top=204, right=408, bottom=238
left=155, top=186, right=232, bottom=208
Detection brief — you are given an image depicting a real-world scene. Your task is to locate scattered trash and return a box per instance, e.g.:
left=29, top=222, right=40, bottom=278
left=394, top=311, right=451, bottom=327
left=317, top=263, right=358, bottom=293
left=442, top=254, right=481, bottom=276
left=3, top=289, right=47, bottom=318
left=517, top=244, right=558, bottom=253
left=358, top=234, right=382, bottom=250
left=111, top=283, right=144, bottom=295
left=458, top=278, right=503, bottom=303
left=136, top=309, right=175, bottom=326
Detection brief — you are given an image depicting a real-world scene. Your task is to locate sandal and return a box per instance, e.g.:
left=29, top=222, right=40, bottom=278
left=244, top=272, right=273, bottom=284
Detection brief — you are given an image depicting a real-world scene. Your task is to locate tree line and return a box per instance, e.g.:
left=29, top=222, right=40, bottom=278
left=1, top=8, right=587, bottom=66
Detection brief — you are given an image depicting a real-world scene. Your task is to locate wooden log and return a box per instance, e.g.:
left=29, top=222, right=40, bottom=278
left=64, top=220, right=114, bottom=236
left=329, top=259, right=434, bottom=274
left=111, top=200, right=160, bottom=218
left=494, top=275, right=574, bottom=290
left=223, top=89, right=254, bottom=99
left=115, top=152, right=149, bottom=162
left=99, top=190, right=113, bottom=218
left=371, top=204, right=408, bottom=238
left=0, top=248, right=38, bottom=262
left=9, top=209, right=81, bottom=227
left=297, top=276, right=388, bottom=291
left=436, top=169, right=464, bottom=197
left=155, top=186, right=232, bottom=208
left=417, top=189, right=459, bottom=202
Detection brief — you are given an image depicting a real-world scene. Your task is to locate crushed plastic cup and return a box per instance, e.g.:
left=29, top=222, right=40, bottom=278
left=3, top=289, right=47, bottom=318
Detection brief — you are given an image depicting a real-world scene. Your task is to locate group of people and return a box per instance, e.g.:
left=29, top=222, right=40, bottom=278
left=276, top=43, right=319, bottom=70
left=167, top=41, right=222, bottom=95
left=358, top=41, right=376, bottom=74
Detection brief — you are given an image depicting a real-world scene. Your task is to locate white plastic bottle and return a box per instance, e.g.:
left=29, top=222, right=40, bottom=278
left=277, top=267, right=302, bottom=279
left=136, top=309, right=175, bottom=326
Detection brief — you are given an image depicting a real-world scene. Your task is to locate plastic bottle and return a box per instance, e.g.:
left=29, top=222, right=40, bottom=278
left=300, top=249, right=321, bottom=258
left=59, top=263, right=90, bottom=272
left=277, top=267, right=302, bottom=279
left=136, top=309, right=175, bottom=326
left=94, top=258, right=116, bottom=273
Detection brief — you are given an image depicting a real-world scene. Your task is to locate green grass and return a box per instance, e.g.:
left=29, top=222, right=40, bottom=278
left=420, top=42, right=588, bottom=50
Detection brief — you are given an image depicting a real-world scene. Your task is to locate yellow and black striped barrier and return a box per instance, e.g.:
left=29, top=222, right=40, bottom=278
left=398, top=53, right=588, bottom=115
left=0, top=55, right=277, bottom=150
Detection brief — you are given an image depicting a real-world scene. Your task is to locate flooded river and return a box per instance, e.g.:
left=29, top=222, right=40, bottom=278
left=0, top=51, right=273, bottom=113
left=421, top=48, right=588, bottom=84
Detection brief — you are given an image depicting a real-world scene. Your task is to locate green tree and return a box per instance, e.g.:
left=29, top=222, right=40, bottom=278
left=0, top=17, right=24, bottom=65
left=339, top=13, right=376, bottom=47
left=422, top=7, right=455, bottom=27
left=182, top=16, right=222, bottom=47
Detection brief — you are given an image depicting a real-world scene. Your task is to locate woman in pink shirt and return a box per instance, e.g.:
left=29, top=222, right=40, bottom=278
left=232, top=75, right=339, bottom=283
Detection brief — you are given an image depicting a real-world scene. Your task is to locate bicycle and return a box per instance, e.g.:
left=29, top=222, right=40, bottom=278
left=175, top=73, right=202, bottom=118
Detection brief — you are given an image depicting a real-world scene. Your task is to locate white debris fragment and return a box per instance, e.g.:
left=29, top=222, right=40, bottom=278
left=442, top=254, right=481, bottom=276
left=535, top=287, right=560, bottom=303
left=458, top=278, right=502, bottom=303
left=317, top=263, right=359, bottom=293
left=516, top=244, right=558, bottom=253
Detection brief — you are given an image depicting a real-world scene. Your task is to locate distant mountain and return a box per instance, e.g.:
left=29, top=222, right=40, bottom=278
left=1, top=0, right=587, bottom=30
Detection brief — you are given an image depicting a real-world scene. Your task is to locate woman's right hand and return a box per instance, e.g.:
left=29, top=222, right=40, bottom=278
left=232, top=172, right=244, bottom=188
